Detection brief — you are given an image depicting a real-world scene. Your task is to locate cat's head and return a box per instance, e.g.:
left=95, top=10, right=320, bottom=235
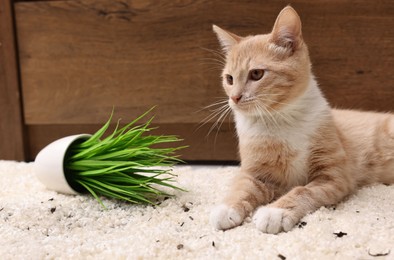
left=213, top=6, right=312, bottom=117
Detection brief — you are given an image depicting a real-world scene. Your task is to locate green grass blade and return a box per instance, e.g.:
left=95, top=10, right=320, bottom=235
left=64, top=107, right=186, bottom=208
left=77, top=180, right=107, bottom=209
left=80, top=108, right=114, bottom=147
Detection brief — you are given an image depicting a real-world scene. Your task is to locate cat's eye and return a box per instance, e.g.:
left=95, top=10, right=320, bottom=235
left=249, top=69, right=264, bottom=81
left=225, top=74, right=233, bottom=85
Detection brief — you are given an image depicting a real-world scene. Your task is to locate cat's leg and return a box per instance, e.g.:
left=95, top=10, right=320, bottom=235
left=210, top=172, right=275, bottom=230
left=377, top=116, right=394, bottom=184
left=253, top=173, right=354, bottom=234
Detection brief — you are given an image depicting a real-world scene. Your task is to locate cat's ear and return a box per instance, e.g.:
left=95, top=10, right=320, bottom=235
left=212, top=25, right=242, bottom=52
left=271, top=6, right=302, bottom=52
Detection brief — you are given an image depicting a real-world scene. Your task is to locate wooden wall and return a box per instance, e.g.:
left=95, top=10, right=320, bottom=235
left=0, top=0, right=26, bottom=160
left=1, top=0, right=393, bottom=161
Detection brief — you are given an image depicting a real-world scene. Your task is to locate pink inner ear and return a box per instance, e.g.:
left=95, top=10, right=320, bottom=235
left=276, top=28, right=296, bottom=46
left=213, top=25, right=243, bottom=52
left=271, top=7, right=302, bottom=49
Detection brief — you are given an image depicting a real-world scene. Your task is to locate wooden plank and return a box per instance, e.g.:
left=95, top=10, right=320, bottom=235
left=14, top=0, right=225, bottom=125
left=27, top=122, right=239, bottom=162
left=0, top=0, right=26, bottom=160
left=13, top=0, right=394, bottom=161
left=14, top=0, right=394, bottom=126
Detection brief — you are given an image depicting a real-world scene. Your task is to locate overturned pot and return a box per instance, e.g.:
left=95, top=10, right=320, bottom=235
left=34, top=134, right=91, bottom=195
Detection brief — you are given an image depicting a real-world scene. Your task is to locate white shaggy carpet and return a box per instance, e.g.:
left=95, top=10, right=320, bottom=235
left=0, top=160, right=393, bottom=259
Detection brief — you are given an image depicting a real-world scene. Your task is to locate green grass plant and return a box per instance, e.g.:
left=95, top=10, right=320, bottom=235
left=64, top=108, right=186, bottom=208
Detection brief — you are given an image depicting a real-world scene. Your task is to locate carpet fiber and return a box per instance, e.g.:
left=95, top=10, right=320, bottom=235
left=0, top=160, right=393, bottom=259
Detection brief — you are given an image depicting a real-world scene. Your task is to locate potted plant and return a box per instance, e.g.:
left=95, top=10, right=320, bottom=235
left=34, top=108, right=185, bottom=207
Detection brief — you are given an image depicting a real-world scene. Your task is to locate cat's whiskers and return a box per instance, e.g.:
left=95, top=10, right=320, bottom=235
left=199, top=57, right=226, bottom=67
left=256, top=95, right=294, bottom=125
left=270, top=107, right=295, bottom=127
left=258, top=93, right=284, bottom=96
left=197, top=99, right=229, bottom=113
left=199, top=105, right=228, bottom=128
left=256, top=94, right=289, bottom=106
left=207, top=104, right=231, bottom=130
left=199, top=47, right=227, bottom=73
left=261, top=104, right=294, bottom=126
left=198, top=58, right=226, bottom=73
left=200, top=65, right=225, bottom=73
left=254, top=103, right=281, bottom=131
left=200, top=47, right=227, bottom=61
left=210, top=106, right=232, bottom=142
left=197, top=99, right=232, bottom=137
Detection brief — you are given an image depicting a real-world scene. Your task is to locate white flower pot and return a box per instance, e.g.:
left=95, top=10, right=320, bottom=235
left=34, top=134, right=91, bottom=195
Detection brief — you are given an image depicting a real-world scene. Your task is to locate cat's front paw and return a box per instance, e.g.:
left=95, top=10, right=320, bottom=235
left=253, top=206, right=297, bottom=234
left=210, top=204, right=244, bottom=230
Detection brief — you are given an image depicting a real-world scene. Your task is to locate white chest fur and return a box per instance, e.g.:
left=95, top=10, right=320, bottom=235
left=233, top=79, right=330, bottom=188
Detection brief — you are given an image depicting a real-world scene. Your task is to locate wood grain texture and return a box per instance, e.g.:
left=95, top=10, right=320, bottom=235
left=0, top=0, right=26, bottom=160
left=15, top=0, right=225, bottom=125
left=13, top=0, right=394, bottom=161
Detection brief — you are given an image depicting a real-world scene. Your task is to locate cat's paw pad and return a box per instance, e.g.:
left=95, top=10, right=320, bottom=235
left=253, top=207, right=296, bottom=234
left=210, top=204, right=243, bottom=230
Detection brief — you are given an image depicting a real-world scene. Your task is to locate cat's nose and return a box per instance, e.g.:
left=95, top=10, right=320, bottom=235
left=231, top=95, right=243, bottom=104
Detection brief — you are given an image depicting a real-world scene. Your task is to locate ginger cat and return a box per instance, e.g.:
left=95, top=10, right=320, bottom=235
left=210, top=6, right=394, bottom=234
